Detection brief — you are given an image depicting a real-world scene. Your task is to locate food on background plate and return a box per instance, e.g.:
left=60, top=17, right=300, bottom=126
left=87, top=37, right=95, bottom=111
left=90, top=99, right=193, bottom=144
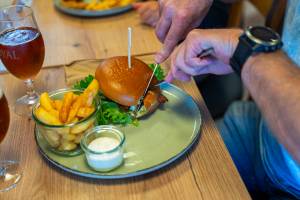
left=60, top=0, right=87, bottom=9
left=73, top=57, right=167, bottom=126
left=60, top=0, right=135, bottom=11
left=33, top=80, right=99, bottom=152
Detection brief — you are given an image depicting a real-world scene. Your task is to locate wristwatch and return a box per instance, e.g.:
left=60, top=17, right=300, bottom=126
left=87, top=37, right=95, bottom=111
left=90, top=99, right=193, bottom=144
left=230, top=26, right=283, bottom=75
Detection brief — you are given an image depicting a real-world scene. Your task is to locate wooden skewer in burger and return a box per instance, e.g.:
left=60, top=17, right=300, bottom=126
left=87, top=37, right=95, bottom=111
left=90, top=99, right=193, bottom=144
left=95, top=56, right=168, bottom=118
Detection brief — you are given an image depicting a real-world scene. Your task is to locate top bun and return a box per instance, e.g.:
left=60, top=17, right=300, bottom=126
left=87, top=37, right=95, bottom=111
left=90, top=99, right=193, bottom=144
left=95, top=56, right=157, bottom=106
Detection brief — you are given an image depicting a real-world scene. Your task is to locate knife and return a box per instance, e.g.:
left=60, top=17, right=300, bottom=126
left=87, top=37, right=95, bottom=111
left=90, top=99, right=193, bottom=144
left=197, top=47, right=214, bottom=58
left=133, top=63, right=159, bottom=117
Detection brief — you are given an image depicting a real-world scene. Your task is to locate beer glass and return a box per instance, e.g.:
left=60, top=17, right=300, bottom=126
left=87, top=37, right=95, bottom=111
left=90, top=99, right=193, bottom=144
left=0, top=87, right=22, bottom=192
left=0, top=5, right=45, bottom=116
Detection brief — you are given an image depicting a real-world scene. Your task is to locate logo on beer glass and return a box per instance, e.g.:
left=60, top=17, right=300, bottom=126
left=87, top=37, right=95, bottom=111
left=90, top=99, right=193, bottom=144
left=0, top=49, right=19, bottom=60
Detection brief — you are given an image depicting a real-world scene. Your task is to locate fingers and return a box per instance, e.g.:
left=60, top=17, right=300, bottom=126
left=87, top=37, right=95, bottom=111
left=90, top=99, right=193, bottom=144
left=147, top=16, right=158, bottom=27
left=166, top=44, right=192, bottom=82
left=172, top=69, right=191, bottom=82
left=166, top=29, right=240, bottom=81
left=154, top=0, right=215, bottom=63
left=165, top=72, right=174, bottom=82
left=155, top=7, right=172, bottom=43
left=157, top=0, right=166, bottom=18
left=155, top=23, right=184, bottom=63
left=167, top=39, right=213, bottom=81
left=155, top=10, right=191, bottom=63
left=200, top=60, right=234, bottom=75
left=135, top=3, right=151, bottom=14
left=141, top=9, right=155, bottom=24
left=134, top=2, right=159, bottom=27
left=166, top=68, right=191, bottom=82
left=181, top=58, right=213, bottom=75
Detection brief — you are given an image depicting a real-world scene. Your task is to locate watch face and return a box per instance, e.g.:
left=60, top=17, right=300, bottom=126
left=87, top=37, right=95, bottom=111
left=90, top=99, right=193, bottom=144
left=248, top=26, right=280, bottom=43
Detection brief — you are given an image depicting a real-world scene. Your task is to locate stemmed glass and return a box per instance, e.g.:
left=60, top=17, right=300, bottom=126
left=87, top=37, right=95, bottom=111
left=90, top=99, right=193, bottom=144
left=0, top=87, right=22, bottom=192
left=0, top=5, right=45, bottom=116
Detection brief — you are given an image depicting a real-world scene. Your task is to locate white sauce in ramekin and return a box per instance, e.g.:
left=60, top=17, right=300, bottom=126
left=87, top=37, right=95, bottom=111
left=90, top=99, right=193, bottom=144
left=86, top=137, right=123, bottom=171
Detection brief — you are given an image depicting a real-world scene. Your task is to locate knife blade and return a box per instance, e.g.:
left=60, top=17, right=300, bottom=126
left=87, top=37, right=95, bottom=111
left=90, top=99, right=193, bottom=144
left=133, top=63, right=159, bottom=117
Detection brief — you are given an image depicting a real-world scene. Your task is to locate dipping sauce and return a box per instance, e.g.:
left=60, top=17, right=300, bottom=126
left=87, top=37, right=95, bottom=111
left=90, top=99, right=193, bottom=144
left=88, top=137, right=120, bottom=152
left=87, top=136, right=123, bottom=171
left=81, top=126, right=125, bottom=172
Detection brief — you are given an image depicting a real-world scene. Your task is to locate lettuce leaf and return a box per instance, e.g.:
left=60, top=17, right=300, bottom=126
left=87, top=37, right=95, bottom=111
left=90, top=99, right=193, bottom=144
left=97, top=100, right=138, bottom=126
left=148, top=63, right=165, bottom=81
left=73, top=75, right=94, bottom=90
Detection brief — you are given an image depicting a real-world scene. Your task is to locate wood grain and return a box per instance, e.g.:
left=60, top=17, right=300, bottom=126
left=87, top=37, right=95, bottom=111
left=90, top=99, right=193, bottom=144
left=0, top=0, right=250, bottom=199
left=31, top=0, right=161, bottom=67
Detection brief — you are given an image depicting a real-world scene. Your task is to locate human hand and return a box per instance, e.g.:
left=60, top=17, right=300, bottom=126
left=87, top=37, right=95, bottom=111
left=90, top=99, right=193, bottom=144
left=166, top=29, right=242, bottom=82
left=133, top=1, right=159, bottom=27
left=155, top=0, right=213, bottom=63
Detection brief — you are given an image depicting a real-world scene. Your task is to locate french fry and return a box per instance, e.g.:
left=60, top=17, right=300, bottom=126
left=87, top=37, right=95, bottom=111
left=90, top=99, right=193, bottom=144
left=71, top=117, right=79, bottom=124
left=84, top=79, right=99, bottom=98
left=61, top=0, right=134, bottom=10
left=35, top=107, right=62, bottom=125
left=79, top=91, right=93, bottom=107
left=67, top=96, right=83, bottom=123
left=80, top=79, right=99, bottom=107
left=62, top=133, right=76, bottom=141
left=49, top=109, right=59, bottom=119
left=119, top=0, right=133, bottom=6
left=53, top=100, right=63, bottom=111
left=56, top=127, right=70, bottom=136
left=61, top=1, right=87, bottom=9
left=36, top=83, right=100, bottom=152
left=58, top=140, right=77, bottom=151
left=40, top=92, right=55, bottom=111
left=74, top=133, right=84, bottom=144
left=70, top=119, right=94, bottom=134
left=36, top=85, right=99, bottom=152
left=77, top=107, right=95, bottom=118
left=86, top=0, right=97, bottom=10
left=72, top=94, right=79, bottom=102
left=59, top=92, right=74, bottom=123
left=43, top=129, right=60, bottom=148
left=85, top=92, right=94, bottom=107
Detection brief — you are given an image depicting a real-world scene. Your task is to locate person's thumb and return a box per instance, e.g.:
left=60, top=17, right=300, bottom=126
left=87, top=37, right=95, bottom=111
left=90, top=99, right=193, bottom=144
left=165, top=72, right=174, bottom=83
left=155, top=47, right=172, bottom=64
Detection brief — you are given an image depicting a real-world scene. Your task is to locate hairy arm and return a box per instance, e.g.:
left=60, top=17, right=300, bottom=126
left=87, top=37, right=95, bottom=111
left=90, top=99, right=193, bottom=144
left=168, top=28, right=299, bottom=162
left=243, top=51, right=300, bottom=163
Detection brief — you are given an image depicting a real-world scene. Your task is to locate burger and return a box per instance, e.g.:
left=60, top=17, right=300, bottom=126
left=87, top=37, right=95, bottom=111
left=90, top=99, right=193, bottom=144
left=95, top=56, right=168, bottom=122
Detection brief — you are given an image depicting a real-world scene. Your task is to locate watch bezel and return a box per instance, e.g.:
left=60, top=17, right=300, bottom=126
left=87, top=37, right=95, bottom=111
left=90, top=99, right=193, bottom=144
left=245, top=26, right=281, bottom=47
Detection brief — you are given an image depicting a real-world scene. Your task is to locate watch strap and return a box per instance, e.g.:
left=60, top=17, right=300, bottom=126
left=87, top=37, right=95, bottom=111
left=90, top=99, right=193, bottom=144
left=230, top=36, right=253, bottom=75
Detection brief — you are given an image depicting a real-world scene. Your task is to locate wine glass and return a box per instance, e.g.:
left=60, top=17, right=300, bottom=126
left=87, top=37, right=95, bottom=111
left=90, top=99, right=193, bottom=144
left=0, top=87, right=22, bottom=192
left=0, top=5, right=45, bottom=116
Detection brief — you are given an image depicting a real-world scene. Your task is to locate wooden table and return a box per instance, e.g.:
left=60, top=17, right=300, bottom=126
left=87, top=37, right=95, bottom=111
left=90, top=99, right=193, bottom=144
left=0, top=1, right=250, bottom=199
left=33, top=0, right=162, bottom=67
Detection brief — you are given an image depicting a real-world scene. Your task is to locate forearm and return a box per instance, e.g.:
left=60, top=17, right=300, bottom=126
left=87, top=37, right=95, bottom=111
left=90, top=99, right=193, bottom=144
left=242, top=51, right=300, bottom=163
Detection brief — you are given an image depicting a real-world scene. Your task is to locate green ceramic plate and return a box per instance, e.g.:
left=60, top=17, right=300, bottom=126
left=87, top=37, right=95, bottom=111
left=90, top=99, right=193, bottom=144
left=35, top=83, right=202, bottom=179
left=53, top=0, right=135, bottom=17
